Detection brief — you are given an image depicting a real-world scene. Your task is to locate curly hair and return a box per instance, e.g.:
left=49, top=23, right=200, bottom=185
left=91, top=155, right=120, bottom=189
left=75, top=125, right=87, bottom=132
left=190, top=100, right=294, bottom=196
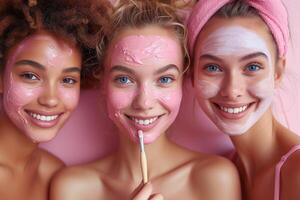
left=97, top=0, right=190, bottom=76
left=0, top=0, right=112, bottom=88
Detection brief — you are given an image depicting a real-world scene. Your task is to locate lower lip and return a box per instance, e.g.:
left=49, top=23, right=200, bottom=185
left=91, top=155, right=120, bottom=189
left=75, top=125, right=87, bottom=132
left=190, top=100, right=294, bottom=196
left=213, top=103, right=254, bottom=120
left=26, top=111, right=62, bottom=128
left=126, top=116, right=162, bottom=132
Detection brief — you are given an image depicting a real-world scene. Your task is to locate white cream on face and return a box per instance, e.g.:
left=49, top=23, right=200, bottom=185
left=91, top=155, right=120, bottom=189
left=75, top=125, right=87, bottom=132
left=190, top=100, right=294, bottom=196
left=195, top=26, right=275, bottom=135
left=201, top=26, right=272, bottom=64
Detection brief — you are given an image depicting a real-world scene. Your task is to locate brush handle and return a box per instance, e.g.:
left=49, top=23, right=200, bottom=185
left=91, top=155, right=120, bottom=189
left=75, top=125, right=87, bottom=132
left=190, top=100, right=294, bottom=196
left=140, top=151, right=148, bottom=184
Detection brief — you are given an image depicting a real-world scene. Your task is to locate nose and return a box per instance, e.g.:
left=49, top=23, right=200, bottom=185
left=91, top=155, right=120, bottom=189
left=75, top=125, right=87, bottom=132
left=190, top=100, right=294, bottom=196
left=220, top=73, right=245, bottom=100
left=132, top=84, right=155, bottom=111
left=38, top=82, right=59, bottom=108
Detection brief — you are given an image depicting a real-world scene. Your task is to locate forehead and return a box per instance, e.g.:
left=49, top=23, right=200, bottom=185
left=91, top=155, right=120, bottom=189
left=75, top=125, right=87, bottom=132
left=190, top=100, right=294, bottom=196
left=106, top=26, right=183, bottom=70
left=195, top=16, right=277, bottom=57
left=15, top=34, right=73, bottom=58
left=6, top=32, right=81, bottom=68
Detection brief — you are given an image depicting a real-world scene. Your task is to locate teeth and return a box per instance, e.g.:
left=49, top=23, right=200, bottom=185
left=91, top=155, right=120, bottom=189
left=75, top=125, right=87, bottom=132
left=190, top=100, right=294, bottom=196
left=220, top=105, right=248, bottom=114
left=132, top=117, right=158, bottom=126
left=29, top=112, right=59, bottom=122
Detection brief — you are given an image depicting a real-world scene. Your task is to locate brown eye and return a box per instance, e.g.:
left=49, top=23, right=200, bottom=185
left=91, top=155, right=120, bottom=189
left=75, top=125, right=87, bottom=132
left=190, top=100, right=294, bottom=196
left=63, top=77, right=78, bottom=85
left=20, top=72, right=39, bottom=81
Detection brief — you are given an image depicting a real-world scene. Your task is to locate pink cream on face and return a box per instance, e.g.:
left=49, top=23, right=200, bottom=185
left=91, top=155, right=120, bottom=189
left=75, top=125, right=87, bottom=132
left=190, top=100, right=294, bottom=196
left=194, top=26, right=275, bottom=135
left=2, top=34, right=80, bottom=142
left=105, top=34, right=183, bottom=144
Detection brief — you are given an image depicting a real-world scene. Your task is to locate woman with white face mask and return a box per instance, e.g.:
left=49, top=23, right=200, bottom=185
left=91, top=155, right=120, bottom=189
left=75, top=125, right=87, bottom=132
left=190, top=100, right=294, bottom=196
left=188, top=0, right=300, bottom=199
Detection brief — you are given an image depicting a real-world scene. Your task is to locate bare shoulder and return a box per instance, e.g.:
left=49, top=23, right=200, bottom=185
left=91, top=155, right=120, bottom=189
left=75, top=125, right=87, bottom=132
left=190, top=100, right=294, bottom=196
left=281, top=149, right=300, bottom=200
left=38, top=148, right=65, bottom=180
left=190, top=154, right=241, bottom=200
left=50, top=161, right=104, bottom=200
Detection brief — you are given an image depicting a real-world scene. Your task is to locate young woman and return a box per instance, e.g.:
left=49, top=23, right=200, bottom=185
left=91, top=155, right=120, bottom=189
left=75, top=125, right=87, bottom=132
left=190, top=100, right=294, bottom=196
left=0, top=0, right=110, bottom=199
left=188, top=0, right=300, bottom=199
left=50, top=1, right=241, bottom=200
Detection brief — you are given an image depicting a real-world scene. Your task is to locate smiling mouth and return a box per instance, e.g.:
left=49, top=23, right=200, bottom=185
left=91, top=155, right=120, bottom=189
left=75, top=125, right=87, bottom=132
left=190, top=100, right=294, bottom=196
left=25, top=110, right=60, bottom=122
left=125, top=114, right=164, bottom=126
left=214, top=103, right=254, bottom=114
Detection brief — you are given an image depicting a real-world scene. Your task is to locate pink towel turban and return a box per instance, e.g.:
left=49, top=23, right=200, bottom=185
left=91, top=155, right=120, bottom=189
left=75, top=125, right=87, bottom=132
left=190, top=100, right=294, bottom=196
left=187, top=0, right=289, bottom=57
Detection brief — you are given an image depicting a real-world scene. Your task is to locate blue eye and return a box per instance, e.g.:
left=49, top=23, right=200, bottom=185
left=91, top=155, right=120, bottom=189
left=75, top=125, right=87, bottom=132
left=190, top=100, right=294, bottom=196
left=159, top=76, right=173, bottom=84
left=205, top=64, right=222, bottom=72
left=63, top=77, right=78, bottom=85
left=246, top=64, right=261, bottom=72
left=115, top=76, right=132, bottom=85
left=20, top=72, right=39, bottom=81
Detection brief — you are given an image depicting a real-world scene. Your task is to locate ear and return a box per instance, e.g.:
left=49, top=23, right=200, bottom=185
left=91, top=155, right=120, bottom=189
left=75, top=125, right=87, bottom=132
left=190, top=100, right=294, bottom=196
left=274, top=57, right=286, bottom=88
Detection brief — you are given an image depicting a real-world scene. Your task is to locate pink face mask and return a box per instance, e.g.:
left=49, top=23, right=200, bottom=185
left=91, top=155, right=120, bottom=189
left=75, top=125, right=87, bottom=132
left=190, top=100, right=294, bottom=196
left=194, top=26, right=276, bottom=135
left=104, top=34, right=184, bottom=144
left=2, top=33, right=81, bottom=142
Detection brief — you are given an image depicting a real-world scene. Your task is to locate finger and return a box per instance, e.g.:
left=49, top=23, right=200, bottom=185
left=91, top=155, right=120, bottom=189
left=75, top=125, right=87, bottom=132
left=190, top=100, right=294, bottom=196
left=149, top=194, right=164, bottom=200
left=131, top=182, right=152, bottom=200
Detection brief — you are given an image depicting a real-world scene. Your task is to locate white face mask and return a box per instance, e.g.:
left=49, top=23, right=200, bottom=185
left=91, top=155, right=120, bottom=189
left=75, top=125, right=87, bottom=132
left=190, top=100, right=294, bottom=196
left=194, top=26, right=275, bottom=135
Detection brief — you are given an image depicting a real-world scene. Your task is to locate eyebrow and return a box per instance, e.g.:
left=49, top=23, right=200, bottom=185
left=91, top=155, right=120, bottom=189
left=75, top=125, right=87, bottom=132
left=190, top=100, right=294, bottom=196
left=109, top=65, right=135, bottom=75
left=200, top=52, right=269, bottom=62
left=154, top=64, right=180, bottom=75
left=15, top=59, right=81, bottom=73
left=239, top=52, right=269, bottom=62
left=109, top=64, right=180, bottom=75
left=200, top=54, right=223, bottom=62
left=63, top=67, right=81, bottom=73
left=15, top=60, right=45, bottom=70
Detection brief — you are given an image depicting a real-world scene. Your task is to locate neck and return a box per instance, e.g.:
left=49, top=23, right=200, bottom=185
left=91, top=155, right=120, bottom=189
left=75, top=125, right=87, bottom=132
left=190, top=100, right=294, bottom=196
left=114, top=130, right=176, bottom=183
left=0, top=111, right=38, bottom=167
left=230, top=109, right=282, bottom=180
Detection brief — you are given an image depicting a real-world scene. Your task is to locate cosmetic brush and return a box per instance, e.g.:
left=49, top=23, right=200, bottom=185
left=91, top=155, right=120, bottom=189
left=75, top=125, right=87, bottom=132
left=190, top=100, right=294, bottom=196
left=138, top=130, right=148, bottom=184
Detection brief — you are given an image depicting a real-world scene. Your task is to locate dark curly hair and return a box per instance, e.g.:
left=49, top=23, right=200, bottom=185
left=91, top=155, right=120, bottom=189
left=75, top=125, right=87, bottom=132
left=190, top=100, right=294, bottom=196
left=0, top=0, right=112, bottom=87
left=97, top=0, right=190, bottom=77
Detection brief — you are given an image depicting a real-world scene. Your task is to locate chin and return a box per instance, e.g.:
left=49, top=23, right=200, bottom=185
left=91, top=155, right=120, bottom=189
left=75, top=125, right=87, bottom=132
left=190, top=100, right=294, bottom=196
left=25, top=126, right=60, bottom=143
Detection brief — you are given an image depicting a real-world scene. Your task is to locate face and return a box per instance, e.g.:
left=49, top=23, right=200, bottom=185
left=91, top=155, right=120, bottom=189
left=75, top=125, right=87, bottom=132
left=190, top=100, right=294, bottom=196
left=0, top=31, right=81, bottom=142
left=103, top=26, right=184, bottom=144
left=193, top=16, right=283, bottom=135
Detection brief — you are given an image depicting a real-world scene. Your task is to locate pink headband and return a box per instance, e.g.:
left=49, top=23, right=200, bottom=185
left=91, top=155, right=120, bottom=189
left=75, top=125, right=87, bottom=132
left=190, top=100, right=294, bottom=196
left=187, top=0, right=289, bottom=57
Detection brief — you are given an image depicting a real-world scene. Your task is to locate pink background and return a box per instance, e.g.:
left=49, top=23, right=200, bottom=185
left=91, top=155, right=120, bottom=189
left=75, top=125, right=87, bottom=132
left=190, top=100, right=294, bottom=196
left=38, top=0, right=300, bottom=165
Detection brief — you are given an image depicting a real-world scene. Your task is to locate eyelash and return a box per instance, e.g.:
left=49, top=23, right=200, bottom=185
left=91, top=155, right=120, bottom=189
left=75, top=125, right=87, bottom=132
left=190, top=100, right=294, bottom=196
left=20, top=72, right=40, bottom=81
left=244, top=63, right=263, bottom=72
left=62, top=77, right=78, bottom=85
left=114, top=76, right=133, bottom=85
left=158, top=76, right=174, bottom=85
left=203, top=64, right=222, bottom=73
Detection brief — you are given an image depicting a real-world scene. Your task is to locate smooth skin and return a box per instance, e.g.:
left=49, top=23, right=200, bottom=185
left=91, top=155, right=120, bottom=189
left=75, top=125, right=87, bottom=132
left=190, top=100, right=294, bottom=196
left=194, top=16, right=300, bottom=200
left=50, top=26, right=241, bottom=200
left=0, top=31, right=81, bottom=200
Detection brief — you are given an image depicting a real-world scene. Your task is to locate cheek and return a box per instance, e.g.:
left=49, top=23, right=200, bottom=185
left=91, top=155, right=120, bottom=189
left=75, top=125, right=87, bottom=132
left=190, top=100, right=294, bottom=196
left=3, top=74, right=41, bottom=111
left=157, top=87, right=182, bottom=114
left=248, top=75, right=275, bottom=98
left=58, top=86, right=80, bottom=110
left=195, top=79, right=221, bottom=99
left=106, top=86, right=135, bottom=117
